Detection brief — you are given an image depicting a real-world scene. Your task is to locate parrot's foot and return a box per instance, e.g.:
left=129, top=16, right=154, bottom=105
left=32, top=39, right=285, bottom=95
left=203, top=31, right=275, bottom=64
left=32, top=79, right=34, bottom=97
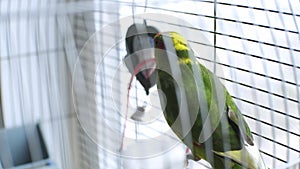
left=185, top=153, right=202, bottom=168
left=186, top=153, right=194, bottom=160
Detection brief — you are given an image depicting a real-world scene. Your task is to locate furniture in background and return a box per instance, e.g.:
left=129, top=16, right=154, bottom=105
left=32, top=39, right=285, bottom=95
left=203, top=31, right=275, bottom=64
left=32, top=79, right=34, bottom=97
left=0, top=124, right=58, bottom=169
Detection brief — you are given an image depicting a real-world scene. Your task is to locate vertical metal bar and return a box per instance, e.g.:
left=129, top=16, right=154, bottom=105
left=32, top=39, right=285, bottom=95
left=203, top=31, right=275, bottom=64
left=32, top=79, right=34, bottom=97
left=274, top=0, right=300, bottom=164
left=0, top=0, right=4, bottom=127
left=115, top=3, right=122, bottom=168
left=0, top=88, right=3, bottom=128
left=287, top=0, right=300, bottom=39
left=99, top=1, right=107, bottom=167
left=213, top=0, right=217, bottom=74
left=144, top=0, right=148, bottom=13
left=53, top=3, right=68, bottom=168
left=6, top=0, right=17, bottom=126
left=247, top=2, right=275, bottom=165
left=260, top=0, right=288, bottom=167
left=0, top=0, right=2, bottom=129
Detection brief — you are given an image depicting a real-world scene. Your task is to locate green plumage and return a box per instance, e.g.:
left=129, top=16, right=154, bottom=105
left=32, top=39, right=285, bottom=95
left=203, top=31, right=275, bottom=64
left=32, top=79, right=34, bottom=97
left=154, top=32, right=266, bottom=169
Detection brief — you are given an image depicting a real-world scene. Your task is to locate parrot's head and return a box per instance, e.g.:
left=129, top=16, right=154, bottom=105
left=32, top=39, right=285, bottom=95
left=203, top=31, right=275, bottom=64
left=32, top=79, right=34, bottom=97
left=154, top=32, right=191, bottom=62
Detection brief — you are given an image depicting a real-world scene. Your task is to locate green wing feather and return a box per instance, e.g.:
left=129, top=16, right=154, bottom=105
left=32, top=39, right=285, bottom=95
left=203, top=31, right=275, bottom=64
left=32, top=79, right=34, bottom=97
left=199, top=62, right=254, bottom=146
left=154, top=32, right=266, bottom=169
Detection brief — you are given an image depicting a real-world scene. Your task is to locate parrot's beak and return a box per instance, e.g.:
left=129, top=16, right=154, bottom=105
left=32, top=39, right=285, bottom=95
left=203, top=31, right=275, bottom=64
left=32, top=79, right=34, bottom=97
left=153, top=32, right=162, bottom=39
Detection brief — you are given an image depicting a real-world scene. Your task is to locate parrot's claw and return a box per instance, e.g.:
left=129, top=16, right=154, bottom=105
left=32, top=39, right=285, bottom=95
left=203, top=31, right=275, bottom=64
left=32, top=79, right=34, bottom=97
left=186, top=153, right=194, bottom=160
left=184, top=152, right=195, bottom=168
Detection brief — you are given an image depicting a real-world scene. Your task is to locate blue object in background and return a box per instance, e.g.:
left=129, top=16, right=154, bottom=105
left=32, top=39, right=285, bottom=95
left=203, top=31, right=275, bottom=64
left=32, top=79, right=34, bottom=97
left=0, top=124, right=57, bottom=169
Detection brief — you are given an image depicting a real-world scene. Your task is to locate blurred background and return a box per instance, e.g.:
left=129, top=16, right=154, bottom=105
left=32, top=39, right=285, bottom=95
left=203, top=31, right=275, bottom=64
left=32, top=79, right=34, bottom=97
left=0, top=0, right=299, bottom=169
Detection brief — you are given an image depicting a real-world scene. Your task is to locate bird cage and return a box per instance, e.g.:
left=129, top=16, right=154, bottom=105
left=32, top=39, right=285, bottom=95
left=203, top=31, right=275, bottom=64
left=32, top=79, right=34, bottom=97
left=0, top=0, right=299, bottom=169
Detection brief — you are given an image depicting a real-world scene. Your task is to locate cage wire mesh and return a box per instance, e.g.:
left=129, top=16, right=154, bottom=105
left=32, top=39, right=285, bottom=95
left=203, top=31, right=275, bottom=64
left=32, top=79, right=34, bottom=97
left=0, top=0, right=299, bottom=169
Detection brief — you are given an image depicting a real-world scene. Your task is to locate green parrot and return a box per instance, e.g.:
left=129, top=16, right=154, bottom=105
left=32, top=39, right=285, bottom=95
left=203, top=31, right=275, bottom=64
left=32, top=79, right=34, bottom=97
left=153, top=32, right=266, bottom=169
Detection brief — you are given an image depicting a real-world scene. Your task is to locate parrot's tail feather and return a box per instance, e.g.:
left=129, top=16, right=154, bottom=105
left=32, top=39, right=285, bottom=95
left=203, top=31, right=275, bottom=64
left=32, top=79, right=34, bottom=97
left=213, top=145, right=267, bottom=169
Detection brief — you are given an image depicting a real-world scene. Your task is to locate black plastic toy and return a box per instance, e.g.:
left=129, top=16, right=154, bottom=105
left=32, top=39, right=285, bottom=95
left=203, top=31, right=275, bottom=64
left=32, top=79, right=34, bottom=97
left=124, top=22, right=159, bottom=95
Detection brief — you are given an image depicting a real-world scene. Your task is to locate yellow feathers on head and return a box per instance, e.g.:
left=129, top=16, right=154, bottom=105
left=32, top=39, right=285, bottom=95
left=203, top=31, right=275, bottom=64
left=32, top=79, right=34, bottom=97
left=169, top=32, right=189, bottom=51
